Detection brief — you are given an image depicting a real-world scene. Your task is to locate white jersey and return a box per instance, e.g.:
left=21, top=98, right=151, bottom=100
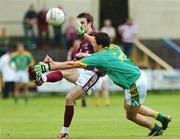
left=0, top=53, right=16, bottom=82
left=101, top=26, right=116, bottom=42
left=118, top=24, right=138, bottom=43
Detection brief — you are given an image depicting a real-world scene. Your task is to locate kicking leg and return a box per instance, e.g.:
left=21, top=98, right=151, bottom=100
left=42, top=69, right=79, bottom=84
left=29, top=64, right=79, bottom=86
left=33, top=70, right=64, bottom=86
left=42, top=71, right=63, bottom=82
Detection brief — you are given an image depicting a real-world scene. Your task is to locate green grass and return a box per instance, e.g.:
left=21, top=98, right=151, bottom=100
left=0, top=92, right=180, bottom=139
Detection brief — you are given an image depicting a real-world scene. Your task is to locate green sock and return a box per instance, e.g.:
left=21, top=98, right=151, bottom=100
left=156, top=113, right=165, bottom=122
left=152, top=123, right=161, bottom=131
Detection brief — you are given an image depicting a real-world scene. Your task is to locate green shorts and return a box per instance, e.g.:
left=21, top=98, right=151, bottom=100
left=125, top=70, right=147, bottom=107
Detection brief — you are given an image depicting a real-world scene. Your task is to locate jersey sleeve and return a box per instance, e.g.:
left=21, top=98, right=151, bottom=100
left=77, top=53, right=101, bottom=68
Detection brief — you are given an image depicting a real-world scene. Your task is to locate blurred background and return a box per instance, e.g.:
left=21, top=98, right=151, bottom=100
left=0, top=0, right=180, bottom=97
left=0, top=1, right=180, bottom=139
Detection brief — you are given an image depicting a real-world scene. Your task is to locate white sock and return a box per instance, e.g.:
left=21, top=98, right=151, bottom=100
left=61, top=127, right=69, bottom=134
left=41, top=74, right=47, bottom=82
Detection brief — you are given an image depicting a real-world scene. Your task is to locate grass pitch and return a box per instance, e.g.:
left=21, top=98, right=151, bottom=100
left=0, top=92, right=180, bottom=139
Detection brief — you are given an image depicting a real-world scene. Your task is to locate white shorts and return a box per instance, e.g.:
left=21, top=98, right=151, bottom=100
left=15, top=70, right=29, bottom=83
left=102, top=75, right=108, bottom=81
left=125, top=70, right=147, bottom=106
left=76, top=69, right=102, bottom=95
left=93, top=75, right=108, bottom=91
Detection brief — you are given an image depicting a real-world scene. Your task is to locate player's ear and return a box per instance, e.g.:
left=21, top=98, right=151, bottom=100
left=89, top=21, right=93, bottom=28
left=97, top=44, right=103, bottom=50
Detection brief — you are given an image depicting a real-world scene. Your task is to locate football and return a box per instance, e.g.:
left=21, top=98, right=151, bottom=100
left=46, top=8, right=65, bottom=26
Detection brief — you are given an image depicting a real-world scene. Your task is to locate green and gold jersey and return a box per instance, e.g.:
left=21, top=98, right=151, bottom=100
left=10, top=51, right=34, bottom=71
left=77, top=44, right=140, bottom=89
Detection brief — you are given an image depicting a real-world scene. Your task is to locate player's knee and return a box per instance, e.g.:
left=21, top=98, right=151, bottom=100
left=126, top=113, right=136, bottom=121
left=65, top=94, right=72, bottom=102
left=66, top=93, right=74, bottom=104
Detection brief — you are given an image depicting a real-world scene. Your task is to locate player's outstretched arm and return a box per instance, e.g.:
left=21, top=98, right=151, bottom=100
left=49, top=61, right=83, bottom=70
left=34, top=60, right=84, bottom=75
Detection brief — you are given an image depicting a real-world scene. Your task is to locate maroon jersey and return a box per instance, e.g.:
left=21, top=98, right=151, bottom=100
left=77, top=31, right=95, bottom=54
left=77, top=31, right=97, bottom=71
left=67, top=46, right=78, bottom=61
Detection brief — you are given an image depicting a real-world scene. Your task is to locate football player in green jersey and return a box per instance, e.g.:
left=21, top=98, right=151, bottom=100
left=32, top=32, right=171, bottom=137
left=10, top=43, right=34, bottom=104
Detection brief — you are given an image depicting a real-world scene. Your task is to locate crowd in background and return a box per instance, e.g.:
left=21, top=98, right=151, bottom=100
left=0, top=4, right=138, bottom=56
left=22, top=4, right=78, bottom=49
left=0, top=4, right=138, bottom=103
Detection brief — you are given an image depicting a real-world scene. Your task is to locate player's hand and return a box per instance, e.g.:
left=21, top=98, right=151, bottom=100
left=76, top=20, right=84, bottom=37
left=44, top=55, right=54, bottom=63
left=34, top=62, right=51, bottom=75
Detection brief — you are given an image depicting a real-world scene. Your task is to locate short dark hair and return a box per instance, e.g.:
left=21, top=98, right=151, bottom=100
left=77, top=12, right=94, bottom=27
left=95, top=32, right=110, bottom=47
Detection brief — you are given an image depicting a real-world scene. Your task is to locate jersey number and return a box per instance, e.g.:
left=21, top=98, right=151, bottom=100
left=119, top=53, right=125, bottom=61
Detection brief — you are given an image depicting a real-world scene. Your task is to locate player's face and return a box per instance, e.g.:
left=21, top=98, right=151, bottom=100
left=78, top=17, right=92, bottom=33
left=17, top=44, right=24, bottom=53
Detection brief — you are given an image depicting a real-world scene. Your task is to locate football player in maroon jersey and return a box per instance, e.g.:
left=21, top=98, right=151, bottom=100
left=29, top=12, right=102, bottom=138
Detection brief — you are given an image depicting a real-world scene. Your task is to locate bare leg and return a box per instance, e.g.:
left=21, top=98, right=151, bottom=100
left=61, top=69, right=79, bottom=83
left=124, top=101, right=154, bottom=129
left=139, top=105, right=171, bottom=130
left=64, top=69, right=86, bottom=109
left=65, top=85, right=86, bottom=105
left=58, top=85, right=87, bottom=138
left=138, top=105, right=158, bottom=118
left=124, top=101, right=163, bottom=136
